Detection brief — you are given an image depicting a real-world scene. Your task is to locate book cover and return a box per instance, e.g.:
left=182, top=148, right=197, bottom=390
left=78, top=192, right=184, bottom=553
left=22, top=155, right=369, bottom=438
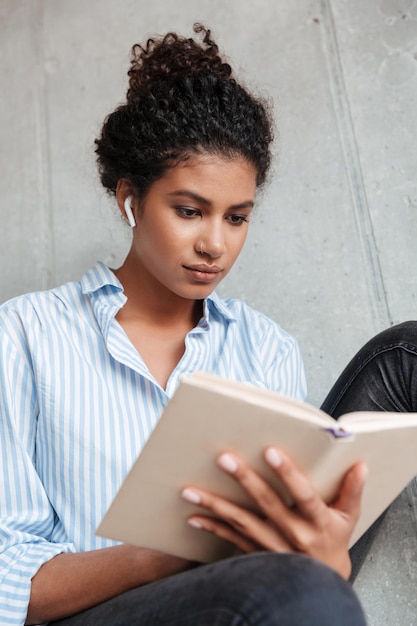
left=97, top=372, right=417, bottom=562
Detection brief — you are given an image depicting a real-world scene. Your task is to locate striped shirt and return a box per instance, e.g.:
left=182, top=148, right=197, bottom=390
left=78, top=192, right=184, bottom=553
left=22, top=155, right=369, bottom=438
left=0, top=262, right=306, bottom=625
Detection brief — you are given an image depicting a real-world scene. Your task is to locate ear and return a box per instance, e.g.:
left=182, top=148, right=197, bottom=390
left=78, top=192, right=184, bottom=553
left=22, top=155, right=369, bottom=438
left=116, top=179, right=136, bottom=227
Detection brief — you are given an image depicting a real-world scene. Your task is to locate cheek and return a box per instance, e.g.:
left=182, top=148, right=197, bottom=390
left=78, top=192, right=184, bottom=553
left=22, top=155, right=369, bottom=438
left=164, top=225, right=199, bottom=260
left=150, top=226, right=190, bottom=266
left=229, top=229, right=249, bottom=259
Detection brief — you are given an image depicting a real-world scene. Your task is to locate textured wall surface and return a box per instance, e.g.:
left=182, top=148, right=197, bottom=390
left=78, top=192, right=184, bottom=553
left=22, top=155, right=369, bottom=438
left=1, top=1, right=417, bottom=622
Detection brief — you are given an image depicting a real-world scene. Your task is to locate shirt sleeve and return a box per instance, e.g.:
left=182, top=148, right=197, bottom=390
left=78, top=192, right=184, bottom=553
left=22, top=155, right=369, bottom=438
left=0, top=321, right=76, bottom=626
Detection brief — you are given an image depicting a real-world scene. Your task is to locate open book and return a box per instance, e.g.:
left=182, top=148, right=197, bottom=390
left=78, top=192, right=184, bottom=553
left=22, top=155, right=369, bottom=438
left=97, top=372, right=417, bottom=563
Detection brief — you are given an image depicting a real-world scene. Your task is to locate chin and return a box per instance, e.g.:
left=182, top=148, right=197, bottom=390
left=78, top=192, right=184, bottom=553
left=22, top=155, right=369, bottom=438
left=178, top=285, right=217, bottom=301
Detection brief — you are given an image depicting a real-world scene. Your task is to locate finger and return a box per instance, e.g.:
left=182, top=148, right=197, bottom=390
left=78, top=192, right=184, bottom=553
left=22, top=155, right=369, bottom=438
left=187, top=516, right=262, bottom=553
left=331, top=462, right=368, bottom=521
left=214, top=453, right=313, bottom=548
left=181, top=487, right=292, bottom=552
left=262, top=447, right=328, bottom=523
left=216, top=452, right=293, bottom=522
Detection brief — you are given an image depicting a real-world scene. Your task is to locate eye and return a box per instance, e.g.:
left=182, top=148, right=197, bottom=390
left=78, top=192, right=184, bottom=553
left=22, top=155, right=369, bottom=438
left=175, top=207, right=201, bottom=219
left=226, top=214, right=250, bottom=225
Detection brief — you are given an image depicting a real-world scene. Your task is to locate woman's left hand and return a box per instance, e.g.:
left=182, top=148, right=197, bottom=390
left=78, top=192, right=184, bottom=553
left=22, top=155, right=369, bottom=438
left=181, top=448, right=367, bottom=579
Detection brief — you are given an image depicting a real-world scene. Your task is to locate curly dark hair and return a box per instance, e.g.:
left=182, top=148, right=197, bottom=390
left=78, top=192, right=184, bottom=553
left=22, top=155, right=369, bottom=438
left=95, top=24, right=274, bottom=198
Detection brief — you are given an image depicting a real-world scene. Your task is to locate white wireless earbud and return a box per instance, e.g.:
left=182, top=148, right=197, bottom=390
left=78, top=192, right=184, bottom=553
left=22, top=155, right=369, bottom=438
left=124, top=195, right=136, bottom=228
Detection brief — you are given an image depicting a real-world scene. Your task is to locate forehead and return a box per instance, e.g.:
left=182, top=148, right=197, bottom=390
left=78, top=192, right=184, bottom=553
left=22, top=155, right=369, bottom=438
left=153, top=153, right=258, bottom=201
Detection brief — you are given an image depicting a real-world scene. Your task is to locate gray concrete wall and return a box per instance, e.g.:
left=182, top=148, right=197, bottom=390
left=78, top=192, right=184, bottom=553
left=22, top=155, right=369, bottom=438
left=2, top=0, right=417, bottom=406
left=1, top=1, right=417, bottom=622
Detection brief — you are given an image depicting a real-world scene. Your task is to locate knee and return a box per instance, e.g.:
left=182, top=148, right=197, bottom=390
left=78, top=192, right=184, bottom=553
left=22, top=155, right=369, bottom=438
left=220, top=553, right=367, bottom=625
left=372, top=320, right=417, bottom=349
left=271, top=554, right=366, bottom=625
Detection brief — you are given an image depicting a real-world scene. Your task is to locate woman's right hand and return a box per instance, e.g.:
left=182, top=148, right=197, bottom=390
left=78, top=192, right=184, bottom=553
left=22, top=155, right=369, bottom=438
left=182, top=448, right=367, bottom=579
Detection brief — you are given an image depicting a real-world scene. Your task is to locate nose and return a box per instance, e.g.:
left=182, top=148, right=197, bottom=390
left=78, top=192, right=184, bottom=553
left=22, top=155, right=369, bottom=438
left=197, top=221, right=226, bottom=258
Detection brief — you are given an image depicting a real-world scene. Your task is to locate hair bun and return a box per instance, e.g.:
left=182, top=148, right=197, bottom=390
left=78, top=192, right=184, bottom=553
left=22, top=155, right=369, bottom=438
left=126, top=23, right=233, bottom=103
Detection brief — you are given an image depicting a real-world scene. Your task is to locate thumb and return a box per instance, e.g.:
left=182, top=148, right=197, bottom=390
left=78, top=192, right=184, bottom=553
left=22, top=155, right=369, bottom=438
left=332, top=462, right=368, bottom=521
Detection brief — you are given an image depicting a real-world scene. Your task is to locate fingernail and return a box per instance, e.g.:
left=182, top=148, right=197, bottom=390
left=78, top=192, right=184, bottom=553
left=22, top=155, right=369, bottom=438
left=217, top=453, right=238, bottom=473
left=188, top=518, right=203, bottom=529
left=265, top=447, right=282, bottom=468
left=181, top=488, right=201, bottom=504
left=360, top=463, right=369, bottom=482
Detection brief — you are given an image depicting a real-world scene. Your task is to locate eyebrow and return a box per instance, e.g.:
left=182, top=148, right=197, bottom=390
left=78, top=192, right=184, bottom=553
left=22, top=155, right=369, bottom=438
left=167, top=190, right=255, bottom=210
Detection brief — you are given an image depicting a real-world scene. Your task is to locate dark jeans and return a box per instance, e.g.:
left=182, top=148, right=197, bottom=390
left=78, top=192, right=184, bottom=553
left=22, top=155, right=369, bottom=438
left=321, top=321, right=417, bottom=416
left=321, top=320, right=417, bottom=581
left=53, top=321, right=417, bottom=625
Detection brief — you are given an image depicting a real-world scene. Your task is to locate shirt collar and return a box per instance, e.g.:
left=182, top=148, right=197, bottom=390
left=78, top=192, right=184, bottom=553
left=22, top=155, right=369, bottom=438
left=80, top=263, right=127, bottom=343
left=80, top=261, right=124, bottom=295
left=203, top=291, right=238, bottom=322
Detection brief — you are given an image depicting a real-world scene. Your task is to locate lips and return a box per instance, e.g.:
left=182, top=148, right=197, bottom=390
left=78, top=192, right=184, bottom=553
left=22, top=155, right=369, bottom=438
left=183, top=264, right=223, bottom=282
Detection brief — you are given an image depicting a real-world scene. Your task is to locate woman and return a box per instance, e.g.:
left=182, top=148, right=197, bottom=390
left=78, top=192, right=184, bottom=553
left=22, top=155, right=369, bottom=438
left=1, top=23, right=416, bottom=626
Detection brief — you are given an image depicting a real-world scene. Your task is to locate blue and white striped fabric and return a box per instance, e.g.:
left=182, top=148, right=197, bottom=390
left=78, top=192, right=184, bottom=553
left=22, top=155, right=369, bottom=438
left=0, top=262, right=306, bottom=624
